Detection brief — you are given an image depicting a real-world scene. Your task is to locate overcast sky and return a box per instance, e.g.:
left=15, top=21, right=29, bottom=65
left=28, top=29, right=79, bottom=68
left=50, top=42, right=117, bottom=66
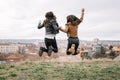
left=0, top=0, right=120, bottom=40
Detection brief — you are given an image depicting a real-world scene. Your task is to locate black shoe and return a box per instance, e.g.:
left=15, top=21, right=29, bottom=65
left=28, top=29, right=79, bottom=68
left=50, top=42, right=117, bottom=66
left=39, top=47, right=43, bottom=57
left=66, top=51, right=71, bottom=55
left=47, top=46, right=52, bottom=56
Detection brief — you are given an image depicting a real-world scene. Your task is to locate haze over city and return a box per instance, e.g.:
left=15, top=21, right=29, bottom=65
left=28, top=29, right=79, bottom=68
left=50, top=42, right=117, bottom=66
left=0, top=0, right=120, bottom=40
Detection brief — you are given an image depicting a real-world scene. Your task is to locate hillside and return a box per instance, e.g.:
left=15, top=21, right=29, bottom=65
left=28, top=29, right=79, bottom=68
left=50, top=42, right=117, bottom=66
left=0, top=59, right=120, bottom=80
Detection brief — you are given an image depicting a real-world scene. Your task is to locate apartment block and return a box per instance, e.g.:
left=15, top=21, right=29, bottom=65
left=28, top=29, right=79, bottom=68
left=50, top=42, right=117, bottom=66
left=0, top=43, right=19, bottom=54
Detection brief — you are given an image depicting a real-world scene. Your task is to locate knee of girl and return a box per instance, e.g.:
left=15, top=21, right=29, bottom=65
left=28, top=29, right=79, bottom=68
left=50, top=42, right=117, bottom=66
left=53, top=49, right=58, bottom=53
left=40, top=47, right=47, bottom=52
left=54, top=51, right=58, bottom=53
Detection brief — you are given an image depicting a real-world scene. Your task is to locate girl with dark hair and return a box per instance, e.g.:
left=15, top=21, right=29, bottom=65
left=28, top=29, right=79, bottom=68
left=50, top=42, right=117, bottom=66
left=38, top=11, right=60, bottom=56
left=60, top=8, right=85, bottom=55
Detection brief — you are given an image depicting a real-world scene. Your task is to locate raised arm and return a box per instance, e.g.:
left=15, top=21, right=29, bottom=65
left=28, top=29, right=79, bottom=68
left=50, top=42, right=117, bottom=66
left=79, top=8, right=85, bottom=22
left=38, top=21, right=44, bottom=29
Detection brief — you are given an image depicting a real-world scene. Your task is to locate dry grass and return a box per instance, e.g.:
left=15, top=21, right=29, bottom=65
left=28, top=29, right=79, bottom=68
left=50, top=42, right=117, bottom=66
left=0, top=60, right=120, bottom=80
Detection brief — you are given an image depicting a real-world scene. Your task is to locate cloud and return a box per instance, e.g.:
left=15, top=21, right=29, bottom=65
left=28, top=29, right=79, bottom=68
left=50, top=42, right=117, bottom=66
left=0, top=0, right=120, bottom=40
left=78, top=22, right=120, bottom=40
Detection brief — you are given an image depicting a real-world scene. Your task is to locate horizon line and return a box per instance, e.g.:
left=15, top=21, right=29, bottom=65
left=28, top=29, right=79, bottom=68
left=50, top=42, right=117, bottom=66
left=0, top=38, right=120, bottom=41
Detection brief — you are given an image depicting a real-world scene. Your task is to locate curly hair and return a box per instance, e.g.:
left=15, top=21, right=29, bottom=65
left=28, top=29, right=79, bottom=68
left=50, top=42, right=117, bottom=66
left=45, top=11, right=56, bottom=20
left=66, top=15, right=81, bottom=26
left=44, top=11, right=56, bottom=26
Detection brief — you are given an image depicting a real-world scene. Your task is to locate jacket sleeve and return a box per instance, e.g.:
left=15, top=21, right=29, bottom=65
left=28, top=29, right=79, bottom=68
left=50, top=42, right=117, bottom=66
left=38, top=22, right=44, bottom=29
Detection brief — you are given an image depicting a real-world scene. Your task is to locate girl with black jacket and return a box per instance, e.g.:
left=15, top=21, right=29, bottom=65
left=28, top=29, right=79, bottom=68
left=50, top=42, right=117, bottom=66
left=38, top=11, right=60, bottom=56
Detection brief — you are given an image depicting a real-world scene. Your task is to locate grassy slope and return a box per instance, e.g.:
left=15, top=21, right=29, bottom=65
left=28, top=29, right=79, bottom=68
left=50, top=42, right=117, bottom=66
left=0, top=61, right=120, bottom=80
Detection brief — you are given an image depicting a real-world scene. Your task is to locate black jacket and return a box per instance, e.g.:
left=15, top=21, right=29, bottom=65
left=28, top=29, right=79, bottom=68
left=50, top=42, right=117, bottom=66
left=38, top=19, right=59, bottom=35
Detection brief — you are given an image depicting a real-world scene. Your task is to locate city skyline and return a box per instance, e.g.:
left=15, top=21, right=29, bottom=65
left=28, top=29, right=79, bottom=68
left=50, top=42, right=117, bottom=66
left=0, top=0, right=120, bottom=40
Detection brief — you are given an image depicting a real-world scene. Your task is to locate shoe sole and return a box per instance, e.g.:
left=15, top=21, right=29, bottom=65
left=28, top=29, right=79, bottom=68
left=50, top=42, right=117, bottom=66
left=47, top=46, right=52, bottom=56
left=39, top=48, right=43, bottom=57
left=69, top=44, right=75, bottom=55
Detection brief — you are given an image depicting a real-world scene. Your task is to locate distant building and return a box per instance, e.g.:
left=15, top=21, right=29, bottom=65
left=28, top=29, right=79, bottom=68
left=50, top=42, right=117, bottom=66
left=93, top=45, right=102, bottom=53
left=93, top=38, right=101, bottom=45
left=113, top=47, right=120, bottom=53
left=0, top=43, right=19, bottom=54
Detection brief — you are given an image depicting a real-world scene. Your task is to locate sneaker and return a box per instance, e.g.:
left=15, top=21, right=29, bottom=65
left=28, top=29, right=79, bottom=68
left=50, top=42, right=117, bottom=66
left=76, top=50, right=80, bottom=55
left=68, top=44, right=75, bottom=55
left=66, top=51, right=71, bottom=55
left=47, top=46, right=53, bottom=56
left=39, top=47, right=43, bottom=57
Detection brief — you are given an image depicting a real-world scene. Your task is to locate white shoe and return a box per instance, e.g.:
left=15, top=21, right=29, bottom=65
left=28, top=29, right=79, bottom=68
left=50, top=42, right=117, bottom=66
left=68, top=44, right=75, bottom=55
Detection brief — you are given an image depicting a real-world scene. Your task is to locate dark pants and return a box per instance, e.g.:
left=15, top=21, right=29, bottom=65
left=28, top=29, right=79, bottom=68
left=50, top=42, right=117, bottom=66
left=67, top=37, right=79, bottom=55
left=40, top=37, right=58, bottom=53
